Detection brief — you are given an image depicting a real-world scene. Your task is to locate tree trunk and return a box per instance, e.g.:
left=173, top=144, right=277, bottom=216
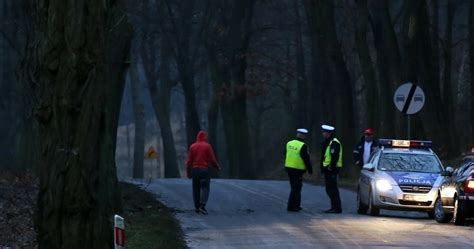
left=303, top=1, right=323, bottom=157
left=206, top=45, right=226, bottom=172
left=161, top=0, right=201, bottom=147
left=305, top=0, right=356, bottom=177
left=470, top=1, right=474, bottom=142
left=23, top=1, right=132, bottom=248
left=16, top=8, right=40, bottom=172
left=177, top=54, right=201, bottom=148
left=442, top=0, right=457, bottom=154
left=431, top=0, right=440, bottom=93
left=207, top=55, right=222, bottom=152
left=205, top=0, right=256, bottom=179
left=2, top=0, right=33, bottom=170
left=398, top=0, right=424, bottom=140
left=355, top=0, right=378, bottom=129
left=126, top=123, right=132, bottom=171
left=401, top=0, right=452, bottom=155
left=141, top=31, right=181, bottom=178
left=368, top=0, right=401, bottom=137
left=130, top=63, right=145, bottom=178
left=293, top=0, right=309, bottom=128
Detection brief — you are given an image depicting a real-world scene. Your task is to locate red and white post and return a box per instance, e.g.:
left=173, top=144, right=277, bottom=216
left=114, top=215, right=125, bottom=249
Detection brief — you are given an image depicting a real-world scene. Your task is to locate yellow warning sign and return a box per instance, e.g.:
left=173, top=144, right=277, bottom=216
left=145, top=146, right=158, bottom=159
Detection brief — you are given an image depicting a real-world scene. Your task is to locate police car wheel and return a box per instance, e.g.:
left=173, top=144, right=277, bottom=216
left=368, top=189, right=380, bottom=216
left=453, top=198, right=466, bottom=226
left=434, top=196, right=452, bottom=223
left=357, top=189, right=368, bottom=214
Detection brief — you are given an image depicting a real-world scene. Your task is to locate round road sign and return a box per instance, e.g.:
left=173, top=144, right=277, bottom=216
left=393, top=82, right=425, bottom=115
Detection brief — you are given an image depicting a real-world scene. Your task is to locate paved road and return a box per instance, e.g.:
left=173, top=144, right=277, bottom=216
left=128, top=179, right=473, bottom=249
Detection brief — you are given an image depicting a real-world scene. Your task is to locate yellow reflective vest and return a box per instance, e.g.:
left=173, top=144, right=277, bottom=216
left=285, top=140, right=306, bottom=170
left=323, top=138, right=343, bottom=168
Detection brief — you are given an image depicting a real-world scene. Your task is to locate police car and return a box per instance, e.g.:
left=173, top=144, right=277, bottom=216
left=357, top=139, right=445, bottom=217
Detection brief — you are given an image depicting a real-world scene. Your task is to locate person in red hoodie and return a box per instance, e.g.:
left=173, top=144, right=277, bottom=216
left=186, top=131, right=220, bottom=214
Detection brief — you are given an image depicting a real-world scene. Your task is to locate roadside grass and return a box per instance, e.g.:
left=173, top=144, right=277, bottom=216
left=120, top=182, right=187, bottom=249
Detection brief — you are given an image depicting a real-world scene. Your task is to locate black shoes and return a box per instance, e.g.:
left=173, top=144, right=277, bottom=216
left=199, top=206, right=208, bottom=215
left=323, top=208, right=342, bottom=213
left=195, top=205, right=208, bottom=215
left=287, top=207, right=303, bottom=212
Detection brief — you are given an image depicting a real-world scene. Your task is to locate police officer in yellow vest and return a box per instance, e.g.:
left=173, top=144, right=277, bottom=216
left=285, top=128, right=313, bottom=212
left=320, top=125, right=343, bottom=213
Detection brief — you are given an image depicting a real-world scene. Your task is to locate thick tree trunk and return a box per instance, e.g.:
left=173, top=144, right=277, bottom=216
left=141, top=33, right=181, bottom=178
left=23, top=1, right=132, bottom=248
left=305, top=0, right=356, bottom=177
left=2, top=0, right=32, bottom=170
left=206, top=45, right=225, bottom=172
left=431, top=0, right=440, bottom=91
left=368, top=0, right=401, bottom=137
left=401, top=0, right=452, bottom=154
left=0, top=32, right=16, bottom=168
left=293, top=0, right=309, bottom=128
left=17, top=35, right=40, bottom=171
left=442, top=0, right=457, bottom=154
left=355, top=0, right=378, bottom=129
left=399, top=0, right=424, bottom=140
left=163, top=0, right=201, bottom=147
left=129, top=63, right=145, bottom=178
left=303, top=1, right=323, bottom=157
left=207, top=48, right=222, bottom=152
left=206, top=0, right=256, bottom=179
left=179, top=67, right=202, bottom=148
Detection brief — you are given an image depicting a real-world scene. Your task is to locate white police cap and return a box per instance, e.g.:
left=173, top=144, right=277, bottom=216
left=321, top=125, right=335, bottom=132
left=296, top=128, right=308, bottom=134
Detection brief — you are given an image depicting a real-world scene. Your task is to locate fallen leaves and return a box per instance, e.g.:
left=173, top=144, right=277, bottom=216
left=0, top=171, right=38, bottom=248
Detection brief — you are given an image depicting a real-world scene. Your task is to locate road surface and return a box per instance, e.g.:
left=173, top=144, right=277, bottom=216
left=128, top=179, right=473, bottom=249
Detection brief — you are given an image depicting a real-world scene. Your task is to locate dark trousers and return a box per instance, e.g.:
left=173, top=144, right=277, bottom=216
left=324, top=172, right=342, bottom=211
left=192, top=168, right=210, bottom=209
left=286, top=168, right=304, bottom=210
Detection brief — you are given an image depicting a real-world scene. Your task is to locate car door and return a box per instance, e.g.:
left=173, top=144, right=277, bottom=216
left=441, top=163, right=467, bottom=206
left=359, top=150, right=380, bottom=203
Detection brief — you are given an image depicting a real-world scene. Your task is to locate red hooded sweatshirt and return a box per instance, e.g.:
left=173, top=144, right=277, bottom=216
left=186, top=131, right=219, bottom=169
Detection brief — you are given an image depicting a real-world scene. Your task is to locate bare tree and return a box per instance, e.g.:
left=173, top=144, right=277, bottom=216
left=158, top=0, right=204, bottom=147
left=368, top=0, right=400, bottom=137
left=206, top=0, right=256, bottom=178
left=292, top=0, right=309, bottom=128
left=139, top=10, right=181, bottom=178
left=355, top=0, right=378, bottom=129
left=305, top=0, right=356, bottom=177
left=129, top=63, right=145, bottom=178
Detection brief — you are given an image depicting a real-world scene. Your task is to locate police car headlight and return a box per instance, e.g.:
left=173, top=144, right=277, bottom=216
left=376, top=179, right=392, bottom=191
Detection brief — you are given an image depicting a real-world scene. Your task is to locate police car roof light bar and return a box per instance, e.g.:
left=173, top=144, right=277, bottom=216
left=378, top=139, right=432, bottom=149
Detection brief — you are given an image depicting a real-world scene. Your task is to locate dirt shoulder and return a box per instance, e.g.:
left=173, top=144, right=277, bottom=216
left=0, top=171, right=38, bottom=248
left=120, top=182, right=188, bottom=249
left=0, top=172, right=187, bottom=249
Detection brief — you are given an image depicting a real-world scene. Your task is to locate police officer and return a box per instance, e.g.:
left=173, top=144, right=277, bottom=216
left=285, top=128, right=313, bottom=212
left=320, top=125, right=342, bottom=213
left=353, top=128, right=379, bottom=168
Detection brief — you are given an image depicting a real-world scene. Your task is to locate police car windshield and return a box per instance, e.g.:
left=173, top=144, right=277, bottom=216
left=378, top=153, right=442, bottom=173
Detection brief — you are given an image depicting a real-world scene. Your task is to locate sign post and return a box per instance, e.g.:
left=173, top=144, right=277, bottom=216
left=114, top=215, right=125, bottom=249
left=145, top=146, right=159, bottom=178
left=393, top=82, right=425, bottom=139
